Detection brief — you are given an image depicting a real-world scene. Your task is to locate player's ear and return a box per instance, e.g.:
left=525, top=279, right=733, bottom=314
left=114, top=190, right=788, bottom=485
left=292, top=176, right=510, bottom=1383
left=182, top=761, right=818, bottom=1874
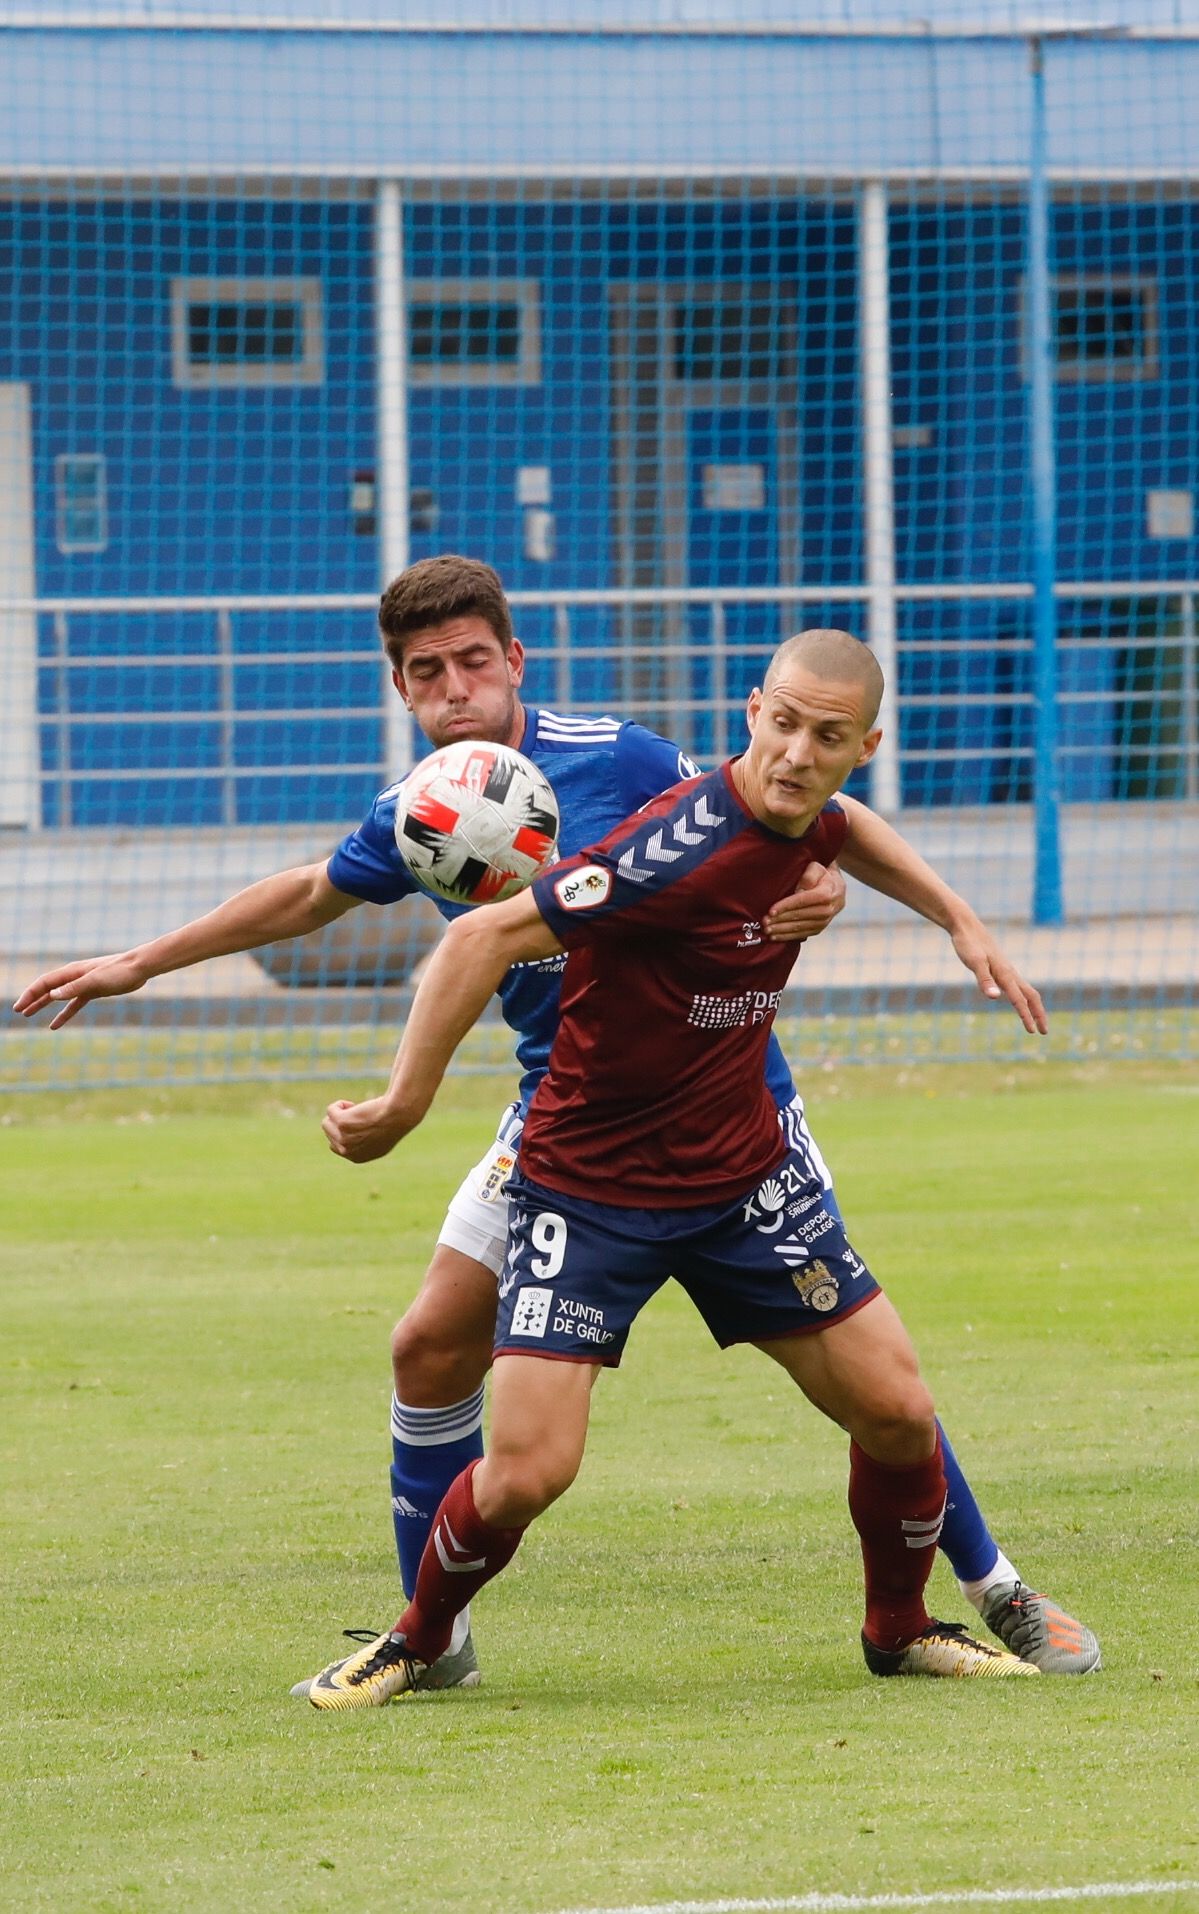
left=746, top=686, right=763, bottom=733
left=392, top=666, right=414, bottom=711
left=855, top=726, right=882, bottom=769
left=506, top=638, right=526, bottom=688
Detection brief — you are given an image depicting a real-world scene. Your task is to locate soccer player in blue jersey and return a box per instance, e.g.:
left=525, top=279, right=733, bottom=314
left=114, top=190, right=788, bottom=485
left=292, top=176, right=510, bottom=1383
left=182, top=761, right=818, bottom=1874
left=17, top=558, right=1098, bottom=1686
left=305, top=625, right=1093, bottom=1706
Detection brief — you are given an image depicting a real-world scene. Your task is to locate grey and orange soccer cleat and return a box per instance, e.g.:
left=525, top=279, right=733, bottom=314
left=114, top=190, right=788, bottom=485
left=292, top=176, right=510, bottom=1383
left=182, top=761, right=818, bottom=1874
left=413, top=1627, right=481, bottom=1691
left=291, top=1624, right=480, bottom=1700
left=862, top=1618, right=1041, bottom=1678
left=304, top=1630, right=428, bottom=1711
left=981, top=1580, right=1101, bottom=1675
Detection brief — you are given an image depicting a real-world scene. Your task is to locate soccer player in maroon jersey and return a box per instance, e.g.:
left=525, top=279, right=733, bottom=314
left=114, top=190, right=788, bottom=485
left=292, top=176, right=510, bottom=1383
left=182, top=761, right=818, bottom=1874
left=305, top=628, right=1058, bottom=1706
left=21, top=562, right=1098, bottom=1689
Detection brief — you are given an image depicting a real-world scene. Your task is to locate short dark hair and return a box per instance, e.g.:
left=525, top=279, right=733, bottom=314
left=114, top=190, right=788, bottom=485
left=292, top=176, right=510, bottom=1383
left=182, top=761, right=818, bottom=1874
left=378, top=555, right=514, bottom=669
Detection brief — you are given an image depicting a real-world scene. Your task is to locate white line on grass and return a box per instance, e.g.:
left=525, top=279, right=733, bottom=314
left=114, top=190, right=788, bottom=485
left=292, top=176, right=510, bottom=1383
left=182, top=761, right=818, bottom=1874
left=554, top=1882, right=1199, bottom=1914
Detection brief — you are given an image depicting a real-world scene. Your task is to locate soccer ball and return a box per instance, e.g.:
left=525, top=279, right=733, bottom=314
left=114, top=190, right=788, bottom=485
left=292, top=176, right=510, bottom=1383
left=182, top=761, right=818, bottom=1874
left=393, top=740, right=560, bottom=906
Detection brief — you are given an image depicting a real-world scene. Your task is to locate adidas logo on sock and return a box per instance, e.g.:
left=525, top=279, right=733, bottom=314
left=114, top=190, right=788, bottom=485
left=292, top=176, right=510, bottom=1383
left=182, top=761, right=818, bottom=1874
left=392, top=1495, right=426, bottom=1518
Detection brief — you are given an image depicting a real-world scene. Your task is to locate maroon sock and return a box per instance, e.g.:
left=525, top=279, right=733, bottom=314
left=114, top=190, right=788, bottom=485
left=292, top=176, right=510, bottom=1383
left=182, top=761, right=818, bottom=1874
left=394, top=1459, right=527, bottom=1666
left=848, top=1432, right=946, bottom=1653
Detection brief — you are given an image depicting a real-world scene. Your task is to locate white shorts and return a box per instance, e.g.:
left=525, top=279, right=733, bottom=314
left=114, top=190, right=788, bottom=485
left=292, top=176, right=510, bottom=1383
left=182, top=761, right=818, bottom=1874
left=435, top=1093, right=833, bottom=1280
left=436, top=1103, right=526, bottom=1276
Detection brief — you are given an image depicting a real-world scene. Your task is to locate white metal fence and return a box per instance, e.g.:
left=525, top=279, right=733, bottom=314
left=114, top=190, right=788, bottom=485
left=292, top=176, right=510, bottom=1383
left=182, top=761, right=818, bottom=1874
left=10, top=581, right=1198, bottom=827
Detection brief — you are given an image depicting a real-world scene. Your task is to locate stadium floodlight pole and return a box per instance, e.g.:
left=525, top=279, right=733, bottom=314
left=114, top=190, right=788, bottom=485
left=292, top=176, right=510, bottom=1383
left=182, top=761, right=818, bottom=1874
left=375, top=177, right=413, bottom=778
left=859, top=178, right=900, bottom=816
left=1026, top=34, right=1064, bottom=927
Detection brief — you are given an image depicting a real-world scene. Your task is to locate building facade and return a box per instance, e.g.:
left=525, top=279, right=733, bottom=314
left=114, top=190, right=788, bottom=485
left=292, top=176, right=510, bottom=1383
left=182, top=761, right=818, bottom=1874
left=2, top=3, right=1197, bottom=825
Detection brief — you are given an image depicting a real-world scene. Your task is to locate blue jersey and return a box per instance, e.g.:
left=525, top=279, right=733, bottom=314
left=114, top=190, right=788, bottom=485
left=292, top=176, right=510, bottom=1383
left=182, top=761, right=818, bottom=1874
left=327, top=706, right=801, bottom=1112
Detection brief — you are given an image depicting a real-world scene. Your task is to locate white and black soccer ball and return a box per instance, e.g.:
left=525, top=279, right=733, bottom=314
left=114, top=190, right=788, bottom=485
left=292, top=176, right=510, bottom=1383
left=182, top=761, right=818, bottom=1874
left=393, top=740, right=560, bottom=906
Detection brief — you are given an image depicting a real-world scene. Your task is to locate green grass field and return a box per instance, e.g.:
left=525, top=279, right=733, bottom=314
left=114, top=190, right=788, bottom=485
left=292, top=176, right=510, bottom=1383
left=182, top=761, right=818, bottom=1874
left=2, top=1061, right=1197, bottom=1914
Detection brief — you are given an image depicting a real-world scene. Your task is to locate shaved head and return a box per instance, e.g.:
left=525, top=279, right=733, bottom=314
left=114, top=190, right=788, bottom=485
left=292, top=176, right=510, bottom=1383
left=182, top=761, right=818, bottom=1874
left=764, top=629, right=884, bottom=728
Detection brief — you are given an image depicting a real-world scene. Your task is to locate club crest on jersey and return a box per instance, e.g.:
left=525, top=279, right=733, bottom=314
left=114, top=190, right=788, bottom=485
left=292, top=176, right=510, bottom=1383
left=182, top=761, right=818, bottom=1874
left=790, top=1260, right=840, bottom=1313
left=554, top=864, right=612, bottom=910
left=477, top=1149, right=516, bottom=1203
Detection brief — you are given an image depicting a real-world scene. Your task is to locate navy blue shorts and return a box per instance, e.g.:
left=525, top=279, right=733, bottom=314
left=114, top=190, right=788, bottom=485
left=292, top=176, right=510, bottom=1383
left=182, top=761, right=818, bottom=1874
left=495, top=1145, right=880, bottom=1365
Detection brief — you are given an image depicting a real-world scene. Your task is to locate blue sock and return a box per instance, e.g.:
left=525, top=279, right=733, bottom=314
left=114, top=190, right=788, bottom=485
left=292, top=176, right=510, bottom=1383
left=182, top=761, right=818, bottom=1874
left=815, top=1174, right=1004, bottom=1589
left=390, top=1387, right=485, bottom=1599
left=936, top=1419, right=1001, bottom=1585
left=815, top=1168, right=1004, bottom=1591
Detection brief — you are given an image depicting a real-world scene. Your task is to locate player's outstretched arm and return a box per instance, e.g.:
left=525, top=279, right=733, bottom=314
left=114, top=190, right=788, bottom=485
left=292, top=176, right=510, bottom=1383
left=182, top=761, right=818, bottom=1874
left=794, top=794, right=1048, bottom=1035
left=12, top=863, right=360, bottom=1030
left=323, top=891, right=563, bottom=1165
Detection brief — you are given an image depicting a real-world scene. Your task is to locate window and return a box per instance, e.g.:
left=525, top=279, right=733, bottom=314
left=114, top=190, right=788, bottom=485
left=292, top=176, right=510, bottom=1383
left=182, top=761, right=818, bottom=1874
left=188, top=299, right=303, bottom=368
left=55, top=453, right=107, bottom=553
left=171, top=277, right=324, bottom=389
left=407, top=279, right=541, bottom=386
left=411, top=299, right=521, bottom=368
left=672, top=299, right=787, bottom=383
left=1022, top=275, right=1159, bottom=383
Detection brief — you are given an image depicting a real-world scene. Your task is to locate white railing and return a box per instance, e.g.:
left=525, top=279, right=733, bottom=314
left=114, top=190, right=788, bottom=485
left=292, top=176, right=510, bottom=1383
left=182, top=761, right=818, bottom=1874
left=7, top=579, right=1199, bottom=824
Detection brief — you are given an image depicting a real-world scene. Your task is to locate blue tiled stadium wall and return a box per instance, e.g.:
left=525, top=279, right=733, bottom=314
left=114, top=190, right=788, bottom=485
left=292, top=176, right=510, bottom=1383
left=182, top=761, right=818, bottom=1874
left=3, top=191, right=1196, bottom=820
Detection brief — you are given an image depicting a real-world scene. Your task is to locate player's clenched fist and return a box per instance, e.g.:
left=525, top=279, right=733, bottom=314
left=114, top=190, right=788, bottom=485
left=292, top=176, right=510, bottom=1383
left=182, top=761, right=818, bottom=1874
left=322, top=1095, right=412, bottom=1163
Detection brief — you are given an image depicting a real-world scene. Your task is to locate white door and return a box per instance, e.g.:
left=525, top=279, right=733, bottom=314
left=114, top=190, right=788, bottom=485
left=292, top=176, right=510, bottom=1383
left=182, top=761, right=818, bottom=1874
left=0, top=383, right=39, bottom=828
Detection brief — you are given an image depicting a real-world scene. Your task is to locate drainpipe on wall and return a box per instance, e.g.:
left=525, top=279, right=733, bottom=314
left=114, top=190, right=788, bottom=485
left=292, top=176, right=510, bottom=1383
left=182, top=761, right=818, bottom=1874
left=859, top=179, right=901, bottom=815
left=1027, top=36, right=1065, bottom=925
left=375, top=178, right=412, bottom=778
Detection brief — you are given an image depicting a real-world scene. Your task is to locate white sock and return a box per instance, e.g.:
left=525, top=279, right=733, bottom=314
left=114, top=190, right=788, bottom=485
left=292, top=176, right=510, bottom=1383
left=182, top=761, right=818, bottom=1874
left=959, top=1548, right=1020, bottom=1613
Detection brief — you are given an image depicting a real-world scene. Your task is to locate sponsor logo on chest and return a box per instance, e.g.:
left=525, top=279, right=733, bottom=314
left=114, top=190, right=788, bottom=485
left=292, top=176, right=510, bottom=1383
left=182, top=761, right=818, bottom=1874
left=687, top=985, right=784, bottom=1032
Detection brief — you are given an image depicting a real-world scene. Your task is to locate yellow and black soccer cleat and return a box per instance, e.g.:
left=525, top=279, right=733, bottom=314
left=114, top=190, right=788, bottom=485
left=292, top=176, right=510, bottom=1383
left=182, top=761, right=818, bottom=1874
left=862, top=1618, right=1041, bottom=1678
left=292, top=1624, right=480, bottom=1699
left=304, top=1630, right=428, bottom=1711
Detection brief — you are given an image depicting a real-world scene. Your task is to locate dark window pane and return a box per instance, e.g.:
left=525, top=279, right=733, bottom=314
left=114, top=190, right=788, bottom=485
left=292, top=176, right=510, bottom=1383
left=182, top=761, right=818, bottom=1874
left=673, top=301, right=782, bottom=381
left=410, top=301, right=522, bottom=365
left=1053, top=285, right=1146, bottom=365
left=57, top=454, right=107, bottom=550
left=187, top=300, right=304, bottom=366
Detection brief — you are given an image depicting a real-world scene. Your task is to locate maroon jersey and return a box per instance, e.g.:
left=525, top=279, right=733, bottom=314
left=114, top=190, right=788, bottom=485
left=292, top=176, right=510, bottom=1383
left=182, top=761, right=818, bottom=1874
left=521, top=761, right=848, bottom=1206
